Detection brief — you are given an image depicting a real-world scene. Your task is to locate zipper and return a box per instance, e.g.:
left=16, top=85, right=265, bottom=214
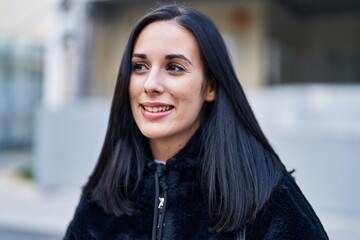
left=152, top=165, right=168, bottom=240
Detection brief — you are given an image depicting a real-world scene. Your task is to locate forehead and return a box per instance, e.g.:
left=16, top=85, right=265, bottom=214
left=133, top=21, right=200, bottom=57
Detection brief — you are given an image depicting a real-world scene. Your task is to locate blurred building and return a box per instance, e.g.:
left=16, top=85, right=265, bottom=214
left=70, top=0, right=360, bottom=99
left=1, top=0, right=360, bottom=149
left=0, top=0, right=51, bottom=149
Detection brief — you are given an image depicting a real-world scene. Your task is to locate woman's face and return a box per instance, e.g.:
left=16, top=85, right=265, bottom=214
left=129, top=20, right=215, bottom=147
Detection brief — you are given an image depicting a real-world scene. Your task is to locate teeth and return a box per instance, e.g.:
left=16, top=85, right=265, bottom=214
left=144, top=106, right=172, bottom=113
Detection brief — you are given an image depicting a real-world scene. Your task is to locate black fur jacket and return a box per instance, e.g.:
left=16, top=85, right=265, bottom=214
left=64, top=135, right=328, bottom=240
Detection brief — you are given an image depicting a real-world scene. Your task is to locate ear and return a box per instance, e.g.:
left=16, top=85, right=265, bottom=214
left=204, top=79, right=216, bottom=102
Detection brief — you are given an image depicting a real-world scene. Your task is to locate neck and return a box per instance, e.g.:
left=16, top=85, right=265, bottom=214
left=149, top=129, right=198, bottom=162
left=149, top=141, right=183, bottom=162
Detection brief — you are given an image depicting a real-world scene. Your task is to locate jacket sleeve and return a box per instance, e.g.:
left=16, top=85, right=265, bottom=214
left=247, top=173, right=329, bottom=240
left=62, top=195, right=98, bottom=240
left=63, top=222, right=75, bottom=240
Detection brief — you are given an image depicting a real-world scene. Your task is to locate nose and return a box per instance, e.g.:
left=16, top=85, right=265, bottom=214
left=143, top=68, right=164, bottom=95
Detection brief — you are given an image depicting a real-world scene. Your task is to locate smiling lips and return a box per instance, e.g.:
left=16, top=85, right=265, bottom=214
left=143, top=105, right=173, bottom=113
left=141, top=104, right=174, bottom=120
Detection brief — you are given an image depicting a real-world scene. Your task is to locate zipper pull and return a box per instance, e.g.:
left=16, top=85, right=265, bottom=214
left=158, top=197, right=165, bottom=209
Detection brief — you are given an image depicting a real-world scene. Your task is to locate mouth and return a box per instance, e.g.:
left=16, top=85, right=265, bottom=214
left=142, top=105, right=174, bottom=113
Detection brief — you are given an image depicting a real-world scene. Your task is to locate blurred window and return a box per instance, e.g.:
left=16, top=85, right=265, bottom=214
left=0, top=37, right=43, bottom=150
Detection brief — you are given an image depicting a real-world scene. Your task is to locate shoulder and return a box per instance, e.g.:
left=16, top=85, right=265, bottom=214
left=248, top=172, right=329, bottom=240
left=63, top=195, right=109, bottom=240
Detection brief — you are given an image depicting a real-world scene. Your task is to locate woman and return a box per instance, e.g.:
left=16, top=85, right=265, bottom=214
left=64, top=4, right=328, bottom=240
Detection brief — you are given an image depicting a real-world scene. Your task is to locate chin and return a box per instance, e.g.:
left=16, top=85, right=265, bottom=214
left=138, top=128, right=167, bottom=140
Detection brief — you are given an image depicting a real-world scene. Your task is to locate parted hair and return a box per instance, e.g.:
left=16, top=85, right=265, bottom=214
left=84, top=4, right=286, bottom=233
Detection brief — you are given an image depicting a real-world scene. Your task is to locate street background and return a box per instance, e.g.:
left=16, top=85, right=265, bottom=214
left=0, top=0, right=359, bottom=239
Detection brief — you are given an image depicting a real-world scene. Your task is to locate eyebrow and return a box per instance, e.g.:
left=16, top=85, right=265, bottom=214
left=132, top=53, right=193, bottom=66
left=165, top=54, right=193, bottom=65
left=132, top=53, right=147, bottom=59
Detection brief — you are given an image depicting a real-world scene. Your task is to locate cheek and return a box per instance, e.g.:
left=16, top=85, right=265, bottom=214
left=129, top=83, right=141, bottom=101
left=129, top=92, right=139, bottom=111
left=128, top=89, right=135, bottom=101
left=175, top=87, right=205, bottom=107
left=185, top=81, right=205, bottom=102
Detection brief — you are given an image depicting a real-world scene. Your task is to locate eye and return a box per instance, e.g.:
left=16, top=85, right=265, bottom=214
left=132, top=62, right=149, bottom=72
left=166, top=63, right=186, bottom=73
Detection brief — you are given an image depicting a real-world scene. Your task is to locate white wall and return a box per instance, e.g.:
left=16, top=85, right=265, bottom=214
left=247, top=84, right=360, bottom=239
left=34, top=99, right=110, bottom=188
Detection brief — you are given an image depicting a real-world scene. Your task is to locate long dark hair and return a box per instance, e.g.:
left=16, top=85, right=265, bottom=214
left=84, top=4, right=286, bottom=233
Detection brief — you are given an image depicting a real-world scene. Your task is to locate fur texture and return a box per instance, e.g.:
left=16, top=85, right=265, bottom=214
left=64, top=135, right=328, bottom=240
